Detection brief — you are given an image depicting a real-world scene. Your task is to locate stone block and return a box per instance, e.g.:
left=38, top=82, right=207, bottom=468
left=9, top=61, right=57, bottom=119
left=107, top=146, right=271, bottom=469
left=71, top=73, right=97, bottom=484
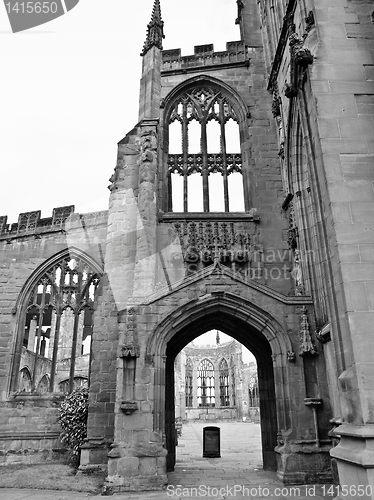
left=117, top=457, right=139, bottom=477
left=317, top=118, right=340, bottom=138
left=345, top=282, right=370, bottom=312
left=341, top=262, right=374, bottom=282
left=321, top=138, right=368, bottom=154
left=338, top=119, right=374, bottom=140
left=329, top=183, right=374, bottom=203
left=338, top=244, right=360, bottom=262
left=138, top=457, right=157, bottom=475
left=316, top=94, right=358, bottom=118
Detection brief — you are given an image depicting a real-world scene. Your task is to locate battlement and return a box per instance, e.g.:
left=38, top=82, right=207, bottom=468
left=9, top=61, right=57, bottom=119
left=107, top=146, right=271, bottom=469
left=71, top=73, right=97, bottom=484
left=0, top=206, right=108, bottom=240
left=161, top=41, right=249, bottom=72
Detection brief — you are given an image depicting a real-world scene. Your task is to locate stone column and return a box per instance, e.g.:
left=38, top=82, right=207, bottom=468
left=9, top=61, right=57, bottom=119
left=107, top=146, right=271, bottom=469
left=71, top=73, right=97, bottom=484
left=28, top=317, right=37, bottom=352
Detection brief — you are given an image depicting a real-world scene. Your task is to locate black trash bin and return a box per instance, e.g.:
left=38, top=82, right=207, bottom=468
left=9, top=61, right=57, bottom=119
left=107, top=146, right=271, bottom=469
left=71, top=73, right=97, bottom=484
left=203, top=426, right=221, bottom=458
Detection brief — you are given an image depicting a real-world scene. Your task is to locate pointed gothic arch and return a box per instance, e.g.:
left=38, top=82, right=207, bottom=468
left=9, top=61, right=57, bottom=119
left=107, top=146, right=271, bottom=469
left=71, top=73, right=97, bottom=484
left=9, top=248, right=103, bottom=395
left=147, top=292, right=294, bottom=473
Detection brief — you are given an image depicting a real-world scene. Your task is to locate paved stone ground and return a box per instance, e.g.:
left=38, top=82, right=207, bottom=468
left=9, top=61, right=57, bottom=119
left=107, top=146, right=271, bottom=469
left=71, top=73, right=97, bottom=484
left=169, top=420, right=264, bottom=486
left=0, top=422, right=332, bottom=499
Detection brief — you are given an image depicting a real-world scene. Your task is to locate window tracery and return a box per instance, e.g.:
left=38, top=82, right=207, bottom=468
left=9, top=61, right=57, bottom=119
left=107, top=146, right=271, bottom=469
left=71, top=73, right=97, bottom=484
left=197, top=358, right=215, bottom=407
left=167, top=86, right=244, bottom=213
left=17, top=255, right=100, bottom=394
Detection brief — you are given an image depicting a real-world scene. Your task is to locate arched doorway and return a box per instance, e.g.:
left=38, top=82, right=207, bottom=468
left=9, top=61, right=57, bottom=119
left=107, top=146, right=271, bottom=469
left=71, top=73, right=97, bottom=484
left=173, top=331, right=263, bottom=470
left=165, top=316, right=277, bottom=472
left=147, top=293, right=294, bottom=477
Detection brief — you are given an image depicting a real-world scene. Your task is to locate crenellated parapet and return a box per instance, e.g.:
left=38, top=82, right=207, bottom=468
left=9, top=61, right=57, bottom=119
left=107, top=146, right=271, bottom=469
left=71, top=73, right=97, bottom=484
left=161, top=41, right=249, bottom=74
left=0, top=206, right=108, bottom=240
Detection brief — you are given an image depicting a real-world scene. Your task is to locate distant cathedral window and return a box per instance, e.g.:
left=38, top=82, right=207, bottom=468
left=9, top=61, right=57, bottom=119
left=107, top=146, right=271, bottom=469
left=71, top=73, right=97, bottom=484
left=219, top=359, right=230, bottom=406
left=16, top=255, right=100, bottom=394
left=185, top=359, right=193, bottom=408
left=167, top=86, right=245, bottom=213
left=197, top=359, right=215, bottom=407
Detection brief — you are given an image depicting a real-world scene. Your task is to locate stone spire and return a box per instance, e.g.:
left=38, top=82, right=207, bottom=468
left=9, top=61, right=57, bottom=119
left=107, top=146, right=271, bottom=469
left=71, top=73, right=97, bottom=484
left=141, top=0, right=164, bottom=56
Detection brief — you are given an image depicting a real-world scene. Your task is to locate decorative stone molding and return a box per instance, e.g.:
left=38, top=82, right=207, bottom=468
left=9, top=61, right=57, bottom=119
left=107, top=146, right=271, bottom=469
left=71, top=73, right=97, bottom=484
left=120, top=400, right=138, bottom=415
left=287, top=203, right=298, bottom=250
left=305, top=398, right=322, bottom=447
left=316, top=323, right=331, bottom=344
left=17, top=210, right=41, bottom=233
left=287, top=351, right=296, bottom=362
left=284, top=82, right=297, bottom=99
left=161, top=41, right=249, bottom=74
left=140, top=0, right=164, bottom=57
left=235, top=0, right=244, bottom=25
left=173, top=220, right=257, bottom=264
left=285, top=32, right=314, bottom=99
left=305, top=11, right=315, bottom=34
left=289, top=33, right=314, bottom=67
left=121, top=345, right=140, bottom=358
left=52, top=205, right=75, bottom=226
left=299, top=306, right=317, bottom=356
left=119, top=308, right=140, bottom=358
left=271, top=82, right=281, bottom=118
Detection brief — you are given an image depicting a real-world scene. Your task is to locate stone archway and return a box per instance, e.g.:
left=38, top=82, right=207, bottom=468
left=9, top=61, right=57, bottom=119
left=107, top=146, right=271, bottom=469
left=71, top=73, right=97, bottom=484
left=147, top=293, right=294, bottom=475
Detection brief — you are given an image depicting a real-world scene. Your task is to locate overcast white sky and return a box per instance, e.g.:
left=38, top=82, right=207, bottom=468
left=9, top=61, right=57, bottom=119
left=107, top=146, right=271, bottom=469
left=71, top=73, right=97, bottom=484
left=193, top=331, right=255, bottom=364
left=0, top=0, right=239, bottom=223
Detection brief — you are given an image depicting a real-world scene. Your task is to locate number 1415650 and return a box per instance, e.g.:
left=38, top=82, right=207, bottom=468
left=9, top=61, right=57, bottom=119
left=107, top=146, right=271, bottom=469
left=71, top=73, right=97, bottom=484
left=5, top=2, right=59, bottom=14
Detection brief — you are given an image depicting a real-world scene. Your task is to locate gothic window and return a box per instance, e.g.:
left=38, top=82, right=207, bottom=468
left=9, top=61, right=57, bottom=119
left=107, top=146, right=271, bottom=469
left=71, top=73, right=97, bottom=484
left=167, top=86, right=245, bottom=213
left=59, top=376, right=88, bottom=394
left=219, top=359, right=230, bottom=407
left=197, top=359, right=215, bottom=407
left=16, top=254, right=100, bottom=394
left=249, top=381, right=259, bottom=407
left=185, top=359, right=193, bottom=408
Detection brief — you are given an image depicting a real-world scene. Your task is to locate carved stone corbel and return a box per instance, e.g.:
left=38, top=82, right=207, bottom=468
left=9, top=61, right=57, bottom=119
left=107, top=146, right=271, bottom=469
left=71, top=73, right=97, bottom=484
left=299, top=306, right=317, bottom=356
left=285, top=32, right=314, bottom=99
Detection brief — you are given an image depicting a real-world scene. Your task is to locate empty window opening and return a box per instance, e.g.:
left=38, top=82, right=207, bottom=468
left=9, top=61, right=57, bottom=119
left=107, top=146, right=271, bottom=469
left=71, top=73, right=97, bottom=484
left=17, top=256, right=100, bottom=394
left=167, top=86, right=244, bottom=213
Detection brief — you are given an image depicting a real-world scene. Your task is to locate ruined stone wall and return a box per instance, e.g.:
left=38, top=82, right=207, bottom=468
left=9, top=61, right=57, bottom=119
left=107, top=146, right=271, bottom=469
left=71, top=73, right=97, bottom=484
left=0, top=208, right=107, bottom=464
left=183, top=340, right=243, bottom=421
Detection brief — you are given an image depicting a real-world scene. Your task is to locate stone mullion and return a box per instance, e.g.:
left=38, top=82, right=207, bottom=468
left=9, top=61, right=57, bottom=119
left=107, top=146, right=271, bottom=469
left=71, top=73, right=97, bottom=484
left=192, top=362, right=198, bottom=408
left=201, top=118, right=210, bottom=212
left=49, top=309, right=61, bottom=392
left=75, top=312, right=84, bottom=359
left=48, top=312, right=56, bottom=359
left=182, top=104, right=188, bottom=212
left=31, top=283, right=46, bottom=392
left=49, top=264, right=65, bottom=392
left=219, top=107, right=229, bottom=212
left=214, top=367, right=220, bottom=408
left=68, top=269, right=83, bottom=393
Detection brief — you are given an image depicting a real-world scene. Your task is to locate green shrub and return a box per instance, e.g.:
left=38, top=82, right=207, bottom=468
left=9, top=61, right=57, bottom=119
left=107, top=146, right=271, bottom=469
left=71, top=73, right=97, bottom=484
left=58, top=386, right=89, bottom=460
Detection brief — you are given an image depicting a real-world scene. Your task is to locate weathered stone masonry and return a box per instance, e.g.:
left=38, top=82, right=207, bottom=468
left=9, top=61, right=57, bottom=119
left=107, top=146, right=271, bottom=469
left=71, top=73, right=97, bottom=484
left=0, top=0, right=374, bottom=494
